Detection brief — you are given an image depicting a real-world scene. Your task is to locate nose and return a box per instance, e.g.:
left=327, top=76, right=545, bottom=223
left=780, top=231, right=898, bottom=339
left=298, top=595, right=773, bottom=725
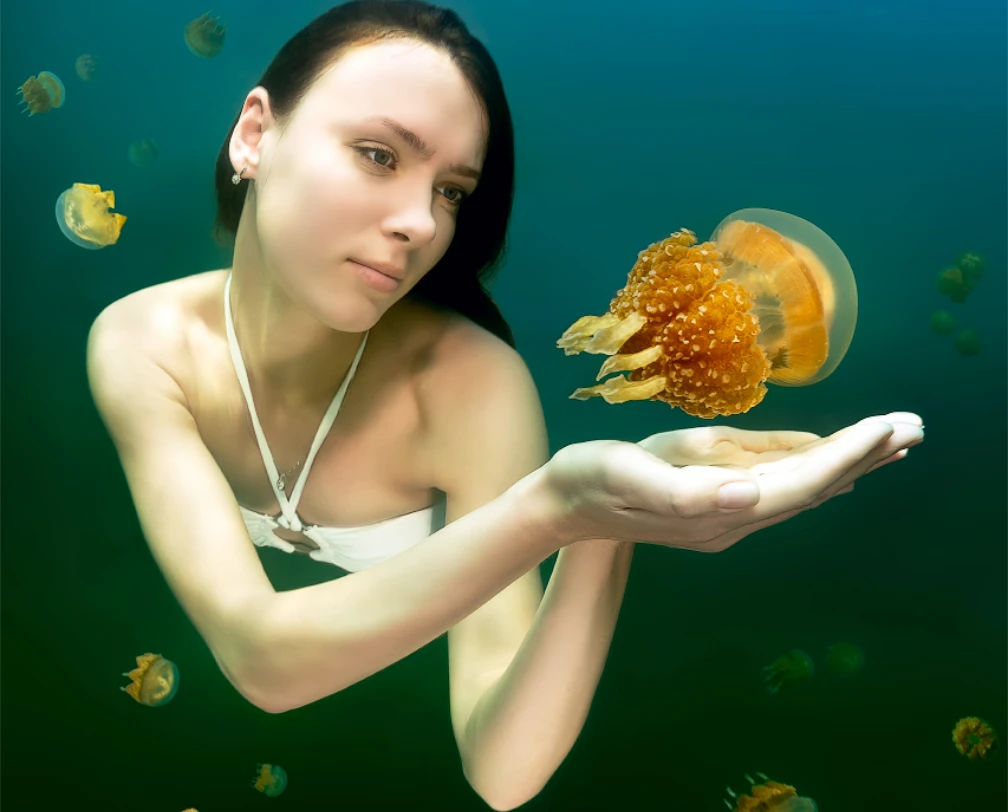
left=383, top=187, right=439, bottom=245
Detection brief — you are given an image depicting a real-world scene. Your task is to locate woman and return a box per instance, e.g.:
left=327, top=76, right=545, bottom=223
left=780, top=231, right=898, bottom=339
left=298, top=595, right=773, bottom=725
left=86, top=2, right=923, bottom=809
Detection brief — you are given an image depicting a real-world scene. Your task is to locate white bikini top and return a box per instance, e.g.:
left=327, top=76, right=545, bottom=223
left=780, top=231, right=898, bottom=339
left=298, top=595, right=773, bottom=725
left=224, top=272, right=443, bottom=572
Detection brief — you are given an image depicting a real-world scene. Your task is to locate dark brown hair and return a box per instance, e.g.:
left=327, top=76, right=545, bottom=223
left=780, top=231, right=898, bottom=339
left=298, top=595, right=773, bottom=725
left=214, top=0, right=516, bottom=346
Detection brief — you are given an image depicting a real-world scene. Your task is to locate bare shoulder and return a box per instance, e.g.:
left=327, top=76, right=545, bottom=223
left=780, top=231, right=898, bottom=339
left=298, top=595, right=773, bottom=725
left=87, top=270, right=224, bottom=392
left=409, top=302, right=549, bottom=491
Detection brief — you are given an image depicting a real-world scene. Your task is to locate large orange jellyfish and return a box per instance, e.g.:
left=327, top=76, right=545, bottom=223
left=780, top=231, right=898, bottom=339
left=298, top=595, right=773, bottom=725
left=952, top=717, right=998, bottom=760
left=55, top=183, right=127, bottom=249
left=17, top=71, right=65, bottom=115
left=725, top=772, right=818, bottom=811
left=251, top=763, right=287, bottom=797
left=121, top=653, right=179, bottom=707
left=557, top=209, right=858, bottom=418
left=184, top=12, right=227, bottom=58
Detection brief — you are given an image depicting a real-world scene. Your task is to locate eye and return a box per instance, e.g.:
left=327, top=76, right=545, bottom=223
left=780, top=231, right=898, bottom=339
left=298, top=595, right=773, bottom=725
left=355, top=145, right=397, bottom=169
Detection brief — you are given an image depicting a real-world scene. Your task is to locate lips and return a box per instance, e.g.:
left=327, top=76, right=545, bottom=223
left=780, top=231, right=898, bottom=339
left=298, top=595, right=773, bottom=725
left=351, top=259, right=405, bottom=281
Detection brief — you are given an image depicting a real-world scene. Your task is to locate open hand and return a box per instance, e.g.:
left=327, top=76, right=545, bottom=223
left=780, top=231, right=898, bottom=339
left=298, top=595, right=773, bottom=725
left=542, top=412, right=924, bottom=552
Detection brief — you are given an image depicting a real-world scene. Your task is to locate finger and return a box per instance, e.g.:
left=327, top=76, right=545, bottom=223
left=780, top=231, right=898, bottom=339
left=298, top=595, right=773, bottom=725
left=746, top=421, right=896, bottom=518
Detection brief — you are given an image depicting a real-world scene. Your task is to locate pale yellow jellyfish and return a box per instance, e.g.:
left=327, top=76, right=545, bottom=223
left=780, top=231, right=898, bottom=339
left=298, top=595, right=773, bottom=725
left=251, top=763, right=287, bottom=797
left=17, top=71, right=65, bottom=115
left=952, top=717, right=998, bottom=761
left=55, top=183, right=127, bottom=249
left=75, top=54, right=99, bottom=81
left=184, top=12, right=227, bottom=58
left=557, top=209, right=858, bottom=418
left=121, top=653, right=179, bottom=707
left=725, top=772, right=818, bottom=811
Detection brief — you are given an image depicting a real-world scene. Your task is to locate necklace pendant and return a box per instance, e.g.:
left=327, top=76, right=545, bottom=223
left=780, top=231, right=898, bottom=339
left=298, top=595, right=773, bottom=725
left=276, top=474, right=287, bottom=490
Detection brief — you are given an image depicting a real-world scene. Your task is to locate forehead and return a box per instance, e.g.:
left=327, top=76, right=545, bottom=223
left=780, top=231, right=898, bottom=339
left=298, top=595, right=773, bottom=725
left=302, top=40, right=487, bottom=159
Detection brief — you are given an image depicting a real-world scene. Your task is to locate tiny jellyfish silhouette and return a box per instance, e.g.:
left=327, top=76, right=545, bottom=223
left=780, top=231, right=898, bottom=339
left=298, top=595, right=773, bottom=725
left=557, top=208, right=858, bottom=418
left=128, top=139, right=159, bottom=168
left=75, top=54, right=99, bottom=81
left=724, top=772, right=818, bottom=811
left=184, top=12, right=227, bottom=58
left=120, top=653, right=178, bottom=707
left=763, top=649, right=813, bottom=695
left=55, top=183, right=127, bottom=250
left=956, top=251, right=985, bottom=281
left=17, top=71, right=65, bottom=115
left=952, top=717, right=998, bottom=761
left=930, top=310, right=955, bottom=336
left=954, top=329, right=982, bottom=357
left=251, top=763, right=287, bottom=797
left=936, top=266, right=973, bottom=303
left=825, top=642, right=864, bottom=676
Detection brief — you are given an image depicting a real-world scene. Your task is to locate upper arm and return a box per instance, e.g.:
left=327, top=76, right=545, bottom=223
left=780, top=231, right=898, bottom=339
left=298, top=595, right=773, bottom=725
left=425, top=326, right=550, bottom=748
left=87, top=299, right=275, bottom=697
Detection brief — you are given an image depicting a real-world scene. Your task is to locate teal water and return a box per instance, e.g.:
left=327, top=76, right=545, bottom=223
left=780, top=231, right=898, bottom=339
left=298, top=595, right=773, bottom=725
left=2, top=0, right=1005, bottom=809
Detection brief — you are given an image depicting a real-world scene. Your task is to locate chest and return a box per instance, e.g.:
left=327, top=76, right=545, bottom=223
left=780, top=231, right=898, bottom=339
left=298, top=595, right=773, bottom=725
left=189, top=332, right=439, bottom=531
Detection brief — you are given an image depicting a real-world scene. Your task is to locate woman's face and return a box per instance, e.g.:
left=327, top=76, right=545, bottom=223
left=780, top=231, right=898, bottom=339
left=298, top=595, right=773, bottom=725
left=240, top=40, right=487, bottom=330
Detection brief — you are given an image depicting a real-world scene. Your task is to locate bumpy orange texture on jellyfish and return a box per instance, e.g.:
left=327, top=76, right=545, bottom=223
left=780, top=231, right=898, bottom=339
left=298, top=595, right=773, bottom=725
left=952, top=716, right=998, bottom=761
left=557, top=209, right=858, bottom=418
left=725, top=772, right=818, bottom=811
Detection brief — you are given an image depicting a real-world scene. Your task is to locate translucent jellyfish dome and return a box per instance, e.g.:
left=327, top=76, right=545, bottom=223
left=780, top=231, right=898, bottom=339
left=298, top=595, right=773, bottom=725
left=711, top=208, right=858, bottom=387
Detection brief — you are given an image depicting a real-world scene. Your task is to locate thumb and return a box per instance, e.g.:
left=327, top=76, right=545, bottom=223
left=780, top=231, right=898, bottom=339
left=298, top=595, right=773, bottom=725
left=628, top=447, right=760, bottom=518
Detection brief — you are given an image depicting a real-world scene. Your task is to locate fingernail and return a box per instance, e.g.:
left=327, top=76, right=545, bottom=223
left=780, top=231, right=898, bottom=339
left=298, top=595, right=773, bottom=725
left=717, top=481, right=760, bottom=509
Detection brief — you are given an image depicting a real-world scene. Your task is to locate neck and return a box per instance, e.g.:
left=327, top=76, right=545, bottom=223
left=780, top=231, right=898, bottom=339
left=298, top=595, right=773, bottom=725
left=228, top=214, right=366, bottom=409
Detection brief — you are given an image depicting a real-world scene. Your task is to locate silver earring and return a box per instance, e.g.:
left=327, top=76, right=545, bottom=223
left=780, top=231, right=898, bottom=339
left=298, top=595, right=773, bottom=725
left=231, top=164, right=248, bottom=185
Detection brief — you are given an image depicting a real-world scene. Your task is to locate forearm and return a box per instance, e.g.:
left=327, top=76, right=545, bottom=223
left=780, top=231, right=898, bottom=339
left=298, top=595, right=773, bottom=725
left=237, top=469, right=563, bottom=712
left=460, top=538, right=634, bottom=810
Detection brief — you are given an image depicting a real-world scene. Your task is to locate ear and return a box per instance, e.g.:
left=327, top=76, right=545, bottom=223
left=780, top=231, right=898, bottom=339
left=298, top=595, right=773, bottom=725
left=229, top=87, right=275, bottom=180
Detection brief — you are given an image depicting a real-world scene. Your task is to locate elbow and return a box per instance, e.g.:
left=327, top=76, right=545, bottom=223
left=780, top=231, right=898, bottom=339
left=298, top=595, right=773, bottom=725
left=211, top=610, right=300, bottom=714
left=463, top=759, right=547, bottom=812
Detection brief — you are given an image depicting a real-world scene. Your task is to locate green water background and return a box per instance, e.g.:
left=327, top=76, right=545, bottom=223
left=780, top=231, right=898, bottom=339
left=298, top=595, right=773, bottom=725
left=2, top=0, right=1005, bottom=809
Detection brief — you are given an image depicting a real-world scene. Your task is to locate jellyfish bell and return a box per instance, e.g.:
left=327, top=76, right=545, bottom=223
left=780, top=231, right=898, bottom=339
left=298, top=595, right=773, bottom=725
left=55, top=183, right=127, bottom=249
left=956, top=251, right=985, bottom=281
left=711, top=208, right=858, bottom=387
left=936, top=266, right=972, bottom=303
left=251, top=763, right=287, bottom=797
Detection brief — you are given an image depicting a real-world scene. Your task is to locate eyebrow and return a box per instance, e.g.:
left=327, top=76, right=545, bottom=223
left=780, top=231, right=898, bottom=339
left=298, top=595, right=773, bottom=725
left=362, top=116, right=482, bottom=182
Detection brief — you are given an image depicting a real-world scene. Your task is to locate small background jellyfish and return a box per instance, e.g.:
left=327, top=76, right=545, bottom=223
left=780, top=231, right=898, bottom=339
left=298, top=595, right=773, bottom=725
left=55, top=183, right=127, bottom=249
left=935, top=251, right=986, bottom=304
left=75, top=54, right=98, bottom=81
left=953, top=717, right=998, bottom=760
left=825, top=642, right=864, bottom=676
left=954, top=329, right=982, bottom=357
left=251, top=763, right=287, bottom=797
left=557, top=208, right=858, bottom=418
left=121, top=653, right=178, bottom=707
left=725, top=772, right=818, bottom=811
left=17, top=71, right=65, bottom=115
left=763, top=649, right=814, bottom=694
left=184, top=12, right=227, bottom=58
left=929, top=310, right=955, bottom=336
left=128, top=139, right=159, bottom=168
